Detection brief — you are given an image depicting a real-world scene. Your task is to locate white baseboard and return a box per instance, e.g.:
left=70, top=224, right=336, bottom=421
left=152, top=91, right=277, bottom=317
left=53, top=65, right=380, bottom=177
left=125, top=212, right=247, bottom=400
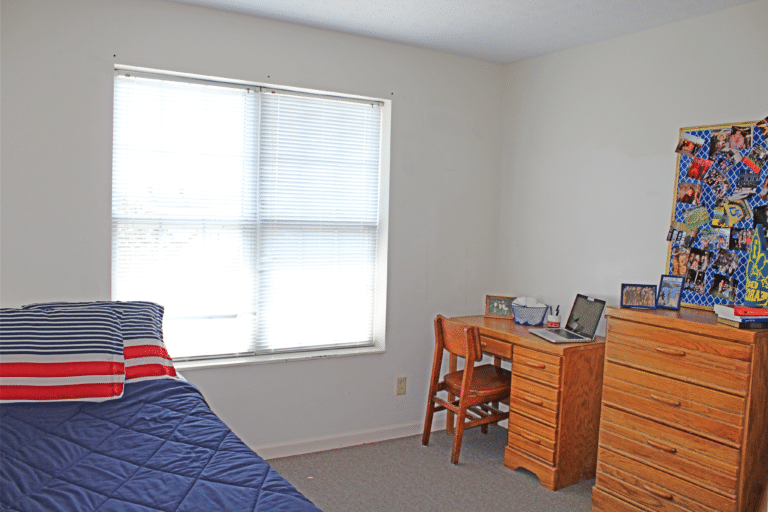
left=257, top=417, right=448, bottom=460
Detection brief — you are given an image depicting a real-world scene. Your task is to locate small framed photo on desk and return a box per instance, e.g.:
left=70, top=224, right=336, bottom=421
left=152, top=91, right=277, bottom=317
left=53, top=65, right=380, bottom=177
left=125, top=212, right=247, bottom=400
left=485, top=295, right=515, bottom=319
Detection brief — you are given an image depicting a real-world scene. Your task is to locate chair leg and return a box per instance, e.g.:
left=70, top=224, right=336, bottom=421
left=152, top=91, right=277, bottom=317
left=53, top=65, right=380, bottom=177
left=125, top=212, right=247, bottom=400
left=446, top=354, right=458, bottom=434
left=422, top=398, right=435, bottom=446
left=451, top=408, right=467, bottom=464
left=481, top=424, right=488, bottom=434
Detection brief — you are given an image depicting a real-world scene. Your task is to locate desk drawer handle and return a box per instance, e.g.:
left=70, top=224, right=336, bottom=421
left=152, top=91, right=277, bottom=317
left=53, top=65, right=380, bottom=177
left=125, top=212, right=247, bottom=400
left=524, top=360, right=546, bottom=370
left=650, top=394, right=682, bottom=407
left=647, top=439, right=677, bottom=454
left=642, top=484, right=674, bottom=500
left=655, top=346, right=687, bottom=357
left=520, top=432, right=541, bottom=444
left=522, top=394, right=544, bottom=406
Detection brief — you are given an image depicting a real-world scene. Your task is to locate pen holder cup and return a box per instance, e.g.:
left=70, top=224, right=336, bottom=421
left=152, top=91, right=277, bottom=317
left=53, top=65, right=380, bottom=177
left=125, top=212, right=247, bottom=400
left=511, top=304, right=550, bottom=326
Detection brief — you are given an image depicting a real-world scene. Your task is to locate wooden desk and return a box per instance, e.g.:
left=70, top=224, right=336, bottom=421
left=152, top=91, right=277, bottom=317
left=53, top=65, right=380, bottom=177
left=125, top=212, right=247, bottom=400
left=451, top=315, right=605, bottom=490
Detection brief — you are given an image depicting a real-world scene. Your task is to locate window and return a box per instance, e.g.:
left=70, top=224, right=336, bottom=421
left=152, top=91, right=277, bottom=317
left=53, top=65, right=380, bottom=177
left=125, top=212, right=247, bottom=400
left=112, top=68, right=389, bottom=362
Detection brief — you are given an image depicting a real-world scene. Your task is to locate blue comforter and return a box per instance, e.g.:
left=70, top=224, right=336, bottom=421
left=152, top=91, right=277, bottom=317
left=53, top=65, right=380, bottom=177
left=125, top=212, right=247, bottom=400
left=0, top=379, right=321, bottom=511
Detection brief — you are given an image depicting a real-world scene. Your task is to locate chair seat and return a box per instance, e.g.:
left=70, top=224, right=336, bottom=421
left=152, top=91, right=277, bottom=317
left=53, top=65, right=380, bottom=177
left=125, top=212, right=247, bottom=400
left=444, top=364, right=511, bottom=398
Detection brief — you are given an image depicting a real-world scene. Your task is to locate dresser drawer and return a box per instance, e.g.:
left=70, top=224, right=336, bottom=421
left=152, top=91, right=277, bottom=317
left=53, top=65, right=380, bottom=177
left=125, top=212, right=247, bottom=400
left=608, top=317, right=752, bottom=361
left=603, top=379, right=743, bottom=447
left=603, top=362, right=744, bottom=420
left=599, top=407, right=740, bottom=496
left=512, top=346, right=561, bottom=387
left=607, top=321, right=750, bottom=395
left=510, top=377, right=559, bottom=427
left=592, top=487, right=647, bottom=512
left=597, top=448, right=737, bottom=512
left=603, top=363, right=745, bottom=445
left=480, top=335, right=513, bottom=359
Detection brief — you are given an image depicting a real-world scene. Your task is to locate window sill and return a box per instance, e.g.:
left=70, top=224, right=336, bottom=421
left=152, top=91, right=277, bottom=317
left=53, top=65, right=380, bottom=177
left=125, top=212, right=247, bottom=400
left=174, top=343, right=385, bottom=370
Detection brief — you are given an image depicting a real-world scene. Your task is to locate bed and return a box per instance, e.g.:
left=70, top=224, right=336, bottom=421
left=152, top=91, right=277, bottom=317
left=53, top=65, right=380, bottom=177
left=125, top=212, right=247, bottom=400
left=0, top=303, right=321, bottom=512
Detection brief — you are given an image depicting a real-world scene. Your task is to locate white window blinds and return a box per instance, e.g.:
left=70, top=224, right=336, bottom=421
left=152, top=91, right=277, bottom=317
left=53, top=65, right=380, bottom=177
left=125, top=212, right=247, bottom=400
left=112, top=70, right=388, bottom=361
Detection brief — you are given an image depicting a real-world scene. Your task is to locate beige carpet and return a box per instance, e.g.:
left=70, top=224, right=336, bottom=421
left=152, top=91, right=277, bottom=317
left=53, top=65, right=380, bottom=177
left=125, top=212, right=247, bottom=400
left=268, top=425, right=593, bottom=512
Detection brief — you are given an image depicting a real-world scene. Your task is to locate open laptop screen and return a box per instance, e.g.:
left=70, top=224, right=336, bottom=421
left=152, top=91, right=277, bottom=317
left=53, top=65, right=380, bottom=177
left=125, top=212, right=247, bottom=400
left=565, top=295, right=606, bottom=338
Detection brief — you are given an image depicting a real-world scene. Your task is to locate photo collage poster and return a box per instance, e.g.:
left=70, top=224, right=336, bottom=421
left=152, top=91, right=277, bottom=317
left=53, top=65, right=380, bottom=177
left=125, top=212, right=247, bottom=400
left=667, top=117, right=768, bottom=308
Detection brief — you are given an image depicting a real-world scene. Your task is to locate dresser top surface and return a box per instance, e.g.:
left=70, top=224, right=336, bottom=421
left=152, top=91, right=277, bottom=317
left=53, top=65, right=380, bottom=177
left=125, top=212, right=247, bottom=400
left=605, top=306, right=768, bottom=344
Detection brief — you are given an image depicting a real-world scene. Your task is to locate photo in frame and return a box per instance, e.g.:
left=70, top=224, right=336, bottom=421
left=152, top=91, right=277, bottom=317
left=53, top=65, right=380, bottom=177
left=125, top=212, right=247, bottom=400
left=621, top=284, right=657, bottom=309
left=657, top=274, right=684, bottom=310
left=484, top=295, right=515, bottom=319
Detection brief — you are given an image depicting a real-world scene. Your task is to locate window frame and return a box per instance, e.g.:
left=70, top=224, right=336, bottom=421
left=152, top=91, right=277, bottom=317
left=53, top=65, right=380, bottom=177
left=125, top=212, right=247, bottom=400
left=112, top=65, right=391, bottom=368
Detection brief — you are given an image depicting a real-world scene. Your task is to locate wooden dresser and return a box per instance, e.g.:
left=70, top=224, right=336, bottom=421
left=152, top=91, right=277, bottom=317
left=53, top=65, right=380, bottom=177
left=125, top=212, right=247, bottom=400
left=592, top=307, right=768, bottom=512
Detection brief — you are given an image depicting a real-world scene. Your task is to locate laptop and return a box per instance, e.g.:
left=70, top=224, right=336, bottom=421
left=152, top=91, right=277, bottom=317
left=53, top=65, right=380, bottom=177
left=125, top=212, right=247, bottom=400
left=529, top=294, right=606, bottom=343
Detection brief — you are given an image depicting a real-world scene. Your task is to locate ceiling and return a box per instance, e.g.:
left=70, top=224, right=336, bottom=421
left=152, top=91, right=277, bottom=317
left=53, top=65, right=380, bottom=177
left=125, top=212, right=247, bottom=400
left=165, top=0, right=755, bottom=63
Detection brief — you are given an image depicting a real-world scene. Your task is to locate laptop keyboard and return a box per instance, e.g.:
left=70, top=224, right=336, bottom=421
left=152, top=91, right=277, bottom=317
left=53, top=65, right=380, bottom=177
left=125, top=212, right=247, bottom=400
left=551, top=329, right=585, bottom=339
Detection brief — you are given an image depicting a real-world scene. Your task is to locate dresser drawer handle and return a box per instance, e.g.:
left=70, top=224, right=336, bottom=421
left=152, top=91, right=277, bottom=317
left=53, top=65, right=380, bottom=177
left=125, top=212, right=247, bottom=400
left=520, top=432, right=541, bottom=444
left=655, top=346, right=686, bottom=357
left=642, top=484, right=674, bottom=500
left=522, top=394, right=544, bottom=406
left=650, top=394, right=682, bottom=407
left=524, top=360, right=546, bottom=370
left=647, top=439, right=677, bottom=454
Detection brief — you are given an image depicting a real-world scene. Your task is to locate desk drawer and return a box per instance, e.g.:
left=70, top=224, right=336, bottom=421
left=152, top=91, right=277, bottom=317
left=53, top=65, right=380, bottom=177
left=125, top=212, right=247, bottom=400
left=508, top=430, right=555, bottom=465
left=513, top=346, right=561, bottom=387
left=597, top=448, right=737, bottom=512
left=509, top=411, right=557, bottom=446
left=512, top=373, right=560, bottom=403
left=510, top=378, right=559, bottom=427
left=508, top=411, right=557, bottom=464
left=480, top=335, right=512, bottom=359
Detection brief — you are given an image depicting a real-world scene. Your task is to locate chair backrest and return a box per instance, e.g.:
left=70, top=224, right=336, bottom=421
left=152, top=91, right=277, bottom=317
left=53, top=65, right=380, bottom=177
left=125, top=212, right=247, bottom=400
left=434, top=315, right=482, bottom=362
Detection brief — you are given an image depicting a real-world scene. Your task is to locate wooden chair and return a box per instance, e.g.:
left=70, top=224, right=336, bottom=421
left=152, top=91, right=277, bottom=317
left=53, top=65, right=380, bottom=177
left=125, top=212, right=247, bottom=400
left=422, top=315, right=512, bottom=464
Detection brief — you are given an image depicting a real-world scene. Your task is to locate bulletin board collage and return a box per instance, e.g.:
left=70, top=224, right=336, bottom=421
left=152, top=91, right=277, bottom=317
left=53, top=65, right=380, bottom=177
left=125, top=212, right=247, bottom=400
left=667, top=116, right=768, bottom=309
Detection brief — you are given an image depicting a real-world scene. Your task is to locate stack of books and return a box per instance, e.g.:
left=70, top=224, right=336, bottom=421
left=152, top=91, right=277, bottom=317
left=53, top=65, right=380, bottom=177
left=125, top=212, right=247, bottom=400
left=714, top=304, right=768, bottom=329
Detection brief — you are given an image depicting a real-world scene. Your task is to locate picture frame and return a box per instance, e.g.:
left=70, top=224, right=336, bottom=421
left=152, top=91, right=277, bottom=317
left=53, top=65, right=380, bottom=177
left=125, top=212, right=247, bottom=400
left=620, top=284, right=657, bottom=309
left=657, top=274, right=685, bottom=310
left=484, top=295, right=515, bottom=319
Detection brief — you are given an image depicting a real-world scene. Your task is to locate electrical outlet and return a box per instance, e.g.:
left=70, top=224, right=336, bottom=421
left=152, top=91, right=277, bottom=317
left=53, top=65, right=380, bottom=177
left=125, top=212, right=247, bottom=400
left=396, top=377, right=406, bottom=395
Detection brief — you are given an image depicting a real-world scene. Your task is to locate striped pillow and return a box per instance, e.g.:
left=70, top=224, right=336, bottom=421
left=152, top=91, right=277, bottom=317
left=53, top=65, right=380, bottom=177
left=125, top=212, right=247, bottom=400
left=0, top=308, right=125, bottom=402
left=23, top=301, right=177, bottom=383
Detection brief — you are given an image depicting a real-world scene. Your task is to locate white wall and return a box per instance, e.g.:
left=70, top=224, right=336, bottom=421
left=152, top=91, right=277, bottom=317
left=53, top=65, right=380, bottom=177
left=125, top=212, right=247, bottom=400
left=0, top=0, right=503, bottom=455
left=497, top=0, right=768, bottom=331
left=4, top=0, right=766, bottom=458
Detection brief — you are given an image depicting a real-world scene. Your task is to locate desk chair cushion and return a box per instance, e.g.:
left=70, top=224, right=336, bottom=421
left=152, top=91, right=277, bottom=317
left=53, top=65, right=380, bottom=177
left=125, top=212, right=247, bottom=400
left=443, top=364, right=511, bottom=399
